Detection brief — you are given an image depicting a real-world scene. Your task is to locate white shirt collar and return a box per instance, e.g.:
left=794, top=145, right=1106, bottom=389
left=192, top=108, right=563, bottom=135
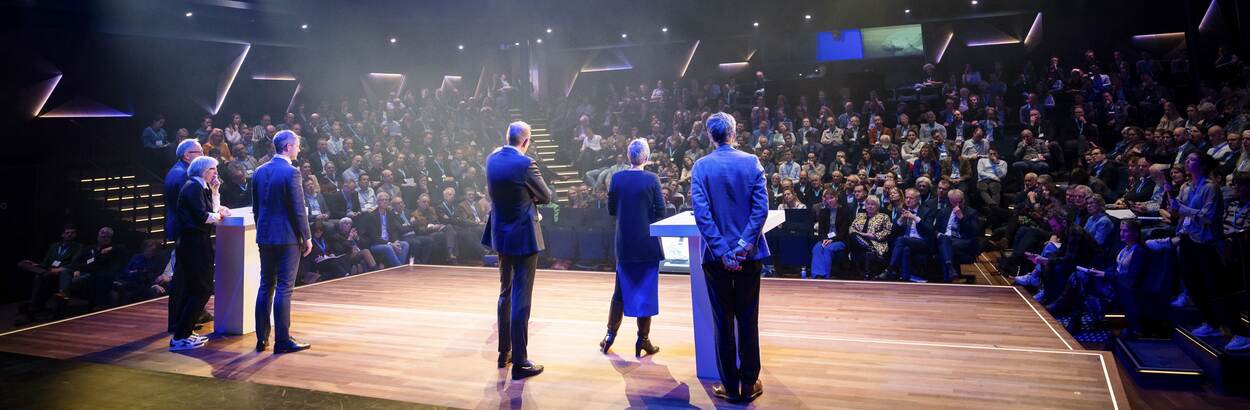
left=275, top=154, right=292, bottom=163
left=191, top=176, right=208, bottom=189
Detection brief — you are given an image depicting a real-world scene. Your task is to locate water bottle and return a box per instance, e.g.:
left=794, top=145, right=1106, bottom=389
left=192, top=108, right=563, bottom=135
left=801, top=266, right=808, bottom=279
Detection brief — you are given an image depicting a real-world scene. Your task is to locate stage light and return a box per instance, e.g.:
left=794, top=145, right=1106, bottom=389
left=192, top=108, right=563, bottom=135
left=661, top=27, right=668, bottom=33
left=185, top=11, right=193, bottom=17
left=753, top=21, right=760, bottom=27
left=546, top=28, right=553, bottom=33
left=905, top=9, right=911, bottom=13
left=536, top=38, right=542, bottom=44
left=301, top=24, right=308, bottom=30
left=621, top=33, right=628, bottom=39
left=389, top=37, right=397, bottom=44
left=971, top=0, right=978, bottom=4
left=804, top=14, right=812, bottom=20
left=514, top=42, right=520, bottom=46
left=458, top=44, right=464, bottom=50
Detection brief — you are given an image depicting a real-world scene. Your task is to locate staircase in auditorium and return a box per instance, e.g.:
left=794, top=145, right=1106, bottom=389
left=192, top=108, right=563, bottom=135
left=75, top=168, right=168, bottom=243
left=506, top=108, right=580, bottom=204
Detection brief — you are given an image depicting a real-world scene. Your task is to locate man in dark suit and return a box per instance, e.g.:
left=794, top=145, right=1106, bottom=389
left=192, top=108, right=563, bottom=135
left=1063, top=106, right=1100, bottom=169
left=1087, top=147, right=1127, bottom=201
left=879, top=188, right=936, bottom=282
left=251, top=130, right=313, bottom=354
left=307, top=137, right=339, bottom=176
left=164, top=139, right=203, bottom=333
left=933, top=189, right=981, bottom=282
left=170, top=156, right=229, bottom=351
left=690, top=112, right=771, bottom=403
left=481, top=121, right=551, bottom=380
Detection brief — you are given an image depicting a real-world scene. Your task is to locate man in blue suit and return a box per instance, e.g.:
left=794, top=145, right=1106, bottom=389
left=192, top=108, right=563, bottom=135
left=165, top=139, right=203, bottom=333
left=690, top=112, right=770, bottom=403
left=482, top=121, right=551, bottom=380
left=251, top=130, right=313, bottom=354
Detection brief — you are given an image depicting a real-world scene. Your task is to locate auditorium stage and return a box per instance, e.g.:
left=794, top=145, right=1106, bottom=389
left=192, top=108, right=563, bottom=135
left=0, top=265, right=1129, bottom=409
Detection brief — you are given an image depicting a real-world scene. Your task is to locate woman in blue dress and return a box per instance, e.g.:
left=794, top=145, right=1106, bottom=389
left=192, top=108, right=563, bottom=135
left=601, top=138, right=665, bottom=357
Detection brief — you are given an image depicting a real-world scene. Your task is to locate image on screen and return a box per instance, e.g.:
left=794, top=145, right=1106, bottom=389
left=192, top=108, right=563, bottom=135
left=816, top=29, right=864, bottom=61
left=861, top=24, right=924, bottom=59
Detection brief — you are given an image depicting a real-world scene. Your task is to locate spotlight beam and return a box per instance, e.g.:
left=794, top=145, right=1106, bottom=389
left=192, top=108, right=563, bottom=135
left=680, top=40, right=700, bottom=79
left=212, top=44, right=251, bottom=115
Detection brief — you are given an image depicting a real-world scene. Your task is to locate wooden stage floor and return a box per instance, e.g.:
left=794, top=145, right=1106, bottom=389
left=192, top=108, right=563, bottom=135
left=0, top=265, right=1129, bottom=409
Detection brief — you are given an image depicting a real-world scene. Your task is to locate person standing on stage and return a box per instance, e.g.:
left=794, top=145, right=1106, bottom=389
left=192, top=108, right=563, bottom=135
left=170, top=156, right=230, bottom=351
left=599, top=138, right=665, bottom=357
left=165, top=139, right=204, bottom=334
left=482, top=121, right=551, bottom=380
left=251, top=130, right=313, bottom=354
left=690, top=111, right=770, bottom=403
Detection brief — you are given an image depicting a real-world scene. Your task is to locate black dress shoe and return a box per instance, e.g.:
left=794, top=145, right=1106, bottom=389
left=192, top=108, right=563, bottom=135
left=600, top=333, right=616, bottom=354
left=497, top=352, right=512, bottom=368
left=273, top=339, right=311, bottom=354
left=740, top=380, right=764, bottom=402
left=256, top=340, right=269, bottom=352
left=511, top=361, right=544, bottom=380
left=712, top=384, right=741, bottom=403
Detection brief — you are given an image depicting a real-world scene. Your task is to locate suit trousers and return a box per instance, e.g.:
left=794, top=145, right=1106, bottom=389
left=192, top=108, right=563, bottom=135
left=257, top=244, right=300, bottom=344
left=497, top=252, right=538, bottom=363
left=702, top=259, right=763, bottom=395
left=172, top=231, right=214, bottom=340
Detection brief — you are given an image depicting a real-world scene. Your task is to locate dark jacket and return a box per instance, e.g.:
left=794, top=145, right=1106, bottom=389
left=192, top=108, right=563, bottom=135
left=358, top=209, right=406, bottom=247
left=175, top=180, right=215, bottom=234
left=608, top=170, right=666, bottom=262
left=163, top=160, right=190, bottom=241
left=481, top=146, right=552, bottom=255
left=816, top=205, right=853, bottom=241
left=251, top=156, right=311, bottom=245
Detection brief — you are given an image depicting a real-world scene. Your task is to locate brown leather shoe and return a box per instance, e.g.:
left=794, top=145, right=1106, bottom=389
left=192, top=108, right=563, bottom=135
left=712, top=384, right=741, bottom=403
left=740, top=380, right=763, bottom=402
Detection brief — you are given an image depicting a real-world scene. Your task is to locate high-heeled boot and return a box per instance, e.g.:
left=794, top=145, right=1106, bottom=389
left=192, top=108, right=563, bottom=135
left=635, top=316, right=660, bottom=357
left=600, top=301, right=623, bottom=354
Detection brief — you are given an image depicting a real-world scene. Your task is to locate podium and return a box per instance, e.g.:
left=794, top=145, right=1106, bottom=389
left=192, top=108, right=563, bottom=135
left=650, top=210, right=785, bottom=378
left=213, top=206, right=260, bottom=335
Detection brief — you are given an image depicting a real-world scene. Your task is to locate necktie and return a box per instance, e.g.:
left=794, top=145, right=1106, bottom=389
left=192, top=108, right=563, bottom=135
left=380, top=212, right=389, bottom=241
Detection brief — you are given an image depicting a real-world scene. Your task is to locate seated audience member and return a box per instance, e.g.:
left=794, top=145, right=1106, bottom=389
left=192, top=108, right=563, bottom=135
left=777, top=189, right=807, bottom=210
left=810, top=190, right=852, bottom=278
left=1086, top=147, right=1127, bottom=201
left=1115, top=155, right=1155, bottom=208
left=879, top=188, right=933, bottom=282
left=933, top=189, right=979, bottom=281
left=1028, top=209, right=1101, bottom=306
left=17, top=224, right=83, bottom=322
left=358, top=191, right=410, bottom=267
left=1055, top=220, right=1148, bottom=335
left=357, top=174, right=378, bottom=212
left=389, top=195, right=434, bottom=264
left=977, top=148, right=1008, bottom=215
left=1084, top=194, right=1116, bottom=251
left=62, top=227, right=128, bottom=309
left=848, top=195, right=893, bottom=274
left=303, top=177, right=332, bottom=222
left=331, top=217, right=378, bottom=273
left=113, top=239, right=168, bottom=305
left=302, top=222, right=350, bottom=284
left=219, top=162, right=251, bottom=208
left=1012, top=129, right=1050, bottom=176
left=410, top=192, right=458, bottom=263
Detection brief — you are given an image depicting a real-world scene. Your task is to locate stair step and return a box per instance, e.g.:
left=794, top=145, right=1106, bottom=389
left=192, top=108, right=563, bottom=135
left=1173, top=326, right=1250, bottom=394
left=1113, top=337, right=1204, bottom=389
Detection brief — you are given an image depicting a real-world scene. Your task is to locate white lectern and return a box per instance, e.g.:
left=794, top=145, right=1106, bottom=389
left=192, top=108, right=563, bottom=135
left=214, top=206, right=260, bottom=335
left=650, top=210, right=785, bottom=379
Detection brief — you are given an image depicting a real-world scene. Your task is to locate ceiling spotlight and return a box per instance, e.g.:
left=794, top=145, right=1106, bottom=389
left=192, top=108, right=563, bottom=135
left=971, top=0, right=978, bottom=4
left=804, top=14, right=812, bottom=20
left=514, top=42, right=520, bottom=46
left=753, top=21, right=760, bottom=27
left=661, top=27, right=669, bottom=33
left=905, top=9, right=911, bottom=13
left=457, top=44, right=464, bottom=50
left=300, top=24, right=308, bottom=30
left=389, top=37, right=397, bottom=44
left=536, top=38, right=543, bottom=44
left=621, top=33, right=628, bottom=39
left=185, top=11, right=193, bottom=17
left=546, top=28, right=553, bottom=33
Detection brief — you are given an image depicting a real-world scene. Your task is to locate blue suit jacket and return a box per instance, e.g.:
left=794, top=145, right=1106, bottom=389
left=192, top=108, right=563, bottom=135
left=163, top=160, right=190, bottom=241
left=251, top=156, right=311, bottom=245
left=690, top=144, right=771, bottom=261
left=481, top=146, right=551, bottom=256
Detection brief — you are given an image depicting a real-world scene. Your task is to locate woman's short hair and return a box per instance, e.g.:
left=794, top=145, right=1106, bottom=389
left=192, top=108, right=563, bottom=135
left=864, top=195, right=881, bottom=207
left=187, top=156, right=219, bottom=178
left=627, top=138, right=650, bottom=166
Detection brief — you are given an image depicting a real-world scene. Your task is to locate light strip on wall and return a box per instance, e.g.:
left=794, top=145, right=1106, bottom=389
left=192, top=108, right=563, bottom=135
left=212, top=44, right=251, bottom=115
left=286, top=82, right=302, bottom=113
left=1199, top=0, right=1219, bottom=32
left=1023, top=12, right=1043, bottom=48
left=31, top=74, right=63, bottom=118
left=1131, top=32, right=1185, bottom=41
left=935, top=31, right=954, bottom=63
left=966, top=38, right=1020, bottom=47
left=252, top=74, right=296, bottom=81
left=680, top=40, right=700, bottom=79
